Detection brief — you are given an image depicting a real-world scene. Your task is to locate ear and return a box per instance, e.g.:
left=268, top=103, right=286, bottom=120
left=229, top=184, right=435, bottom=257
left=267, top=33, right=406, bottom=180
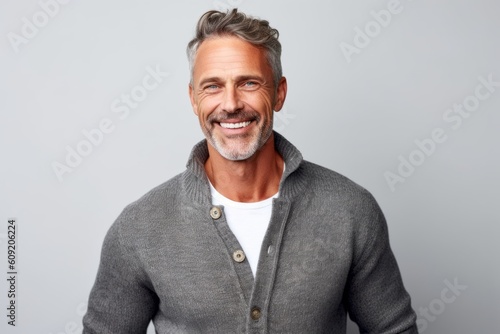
left=273, top=76, right=288, bottom=112
left=188, top=83, right=198, bottom=116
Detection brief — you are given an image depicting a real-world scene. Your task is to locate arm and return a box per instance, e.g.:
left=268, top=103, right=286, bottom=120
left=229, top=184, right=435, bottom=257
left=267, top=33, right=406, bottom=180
left=83, top=218, right=158, bottom=334
left=346, top=197, right=418, bottom=334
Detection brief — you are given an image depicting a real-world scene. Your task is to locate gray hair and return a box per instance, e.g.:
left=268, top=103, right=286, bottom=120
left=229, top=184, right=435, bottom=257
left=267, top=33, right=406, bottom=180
left=187, top=9, right=282, bottom=88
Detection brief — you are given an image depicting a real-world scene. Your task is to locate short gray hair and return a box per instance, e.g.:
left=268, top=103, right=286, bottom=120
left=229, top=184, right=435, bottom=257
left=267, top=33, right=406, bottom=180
left=187, top=9, right=282, bottom=88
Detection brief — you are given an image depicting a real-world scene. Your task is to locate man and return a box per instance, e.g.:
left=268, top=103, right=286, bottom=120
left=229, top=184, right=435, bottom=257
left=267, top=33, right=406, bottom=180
left=83, top=9, right=418, bottom=333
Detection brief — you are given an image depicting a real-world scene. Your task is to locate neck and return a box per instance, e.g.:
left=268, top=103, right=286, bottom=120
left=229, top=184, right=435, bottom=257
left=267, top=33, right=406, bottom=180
left=205, top=134, right=284, bottom=202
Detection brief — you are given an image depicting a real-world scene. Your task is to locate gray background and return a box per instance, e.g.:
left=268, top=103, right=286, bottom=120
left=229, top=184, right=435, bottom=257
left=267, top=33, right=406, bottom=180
left=1, top=0, right=499, bottom=333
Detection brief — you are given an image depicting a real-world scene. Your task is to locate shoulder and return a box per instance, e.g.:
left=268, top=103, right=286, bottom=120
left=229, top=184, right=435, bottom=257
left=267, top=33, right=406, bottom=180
left=123, top=173, right=184, bottom=219
left=288, top=160, right=386, bottom=240
left=297, top=160, right=378, bottom=208
left=110, top=172, right=187, bottom=240
left=292, top=160, right=389, bottom=256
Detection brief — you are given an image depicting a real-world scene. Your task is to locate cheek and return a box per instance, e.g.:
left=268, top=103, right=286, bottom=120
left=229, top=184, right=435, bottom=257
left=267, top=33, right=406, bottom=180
left=246, top=92, right=274, bottom=112
left=197, top=97, right=219, bottom=118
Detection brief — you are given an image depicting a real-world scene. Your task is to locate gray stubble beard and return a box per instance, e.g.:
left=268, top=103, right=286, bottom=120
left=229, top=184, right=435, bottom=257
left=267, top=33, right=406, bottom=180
left=203, top=112, right=274, bottom=161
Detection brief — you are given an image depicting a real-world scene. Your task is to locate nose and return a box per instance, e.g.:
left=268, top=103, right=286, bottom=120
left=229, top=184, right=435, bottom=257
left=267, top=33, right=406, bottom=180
left=221, top=86, right=243, bottom=113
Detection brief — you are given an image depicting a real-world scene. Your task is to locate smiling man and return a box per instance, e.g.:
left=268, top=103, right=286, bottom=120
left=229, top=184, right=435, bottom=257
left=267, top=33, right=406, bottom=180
left=189, top=33, right=286, bottom=204
left=83, top=9, right=418, bottom=334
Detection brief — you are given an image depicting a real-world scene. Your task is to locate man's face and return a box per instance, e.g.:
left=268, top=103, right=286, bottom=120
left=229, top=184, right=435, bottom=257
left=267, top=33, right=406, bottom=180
left=189, top=36, right=286, bottom=161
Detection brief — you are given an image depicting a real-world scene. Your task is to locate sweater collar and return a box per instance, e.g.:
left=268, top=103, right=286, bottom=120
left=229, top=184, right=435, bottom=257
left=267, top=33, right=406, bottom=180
left=183, top=131, right=306, bottom=204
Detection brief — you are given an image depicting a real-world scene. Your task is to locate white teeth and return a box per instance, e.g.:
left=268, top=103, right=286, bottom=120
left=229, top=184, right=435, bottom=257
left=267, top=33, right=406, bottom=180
left=220, top=121, right=251, bottom=129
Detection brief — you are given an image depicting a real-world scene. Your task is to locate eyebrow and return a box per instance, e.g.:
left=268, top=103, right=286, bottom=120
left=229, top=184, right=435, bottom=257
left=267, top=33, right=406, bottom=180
left=198, top=77, right=220, bottom=88
left=197, top=75, right=264, bottom=88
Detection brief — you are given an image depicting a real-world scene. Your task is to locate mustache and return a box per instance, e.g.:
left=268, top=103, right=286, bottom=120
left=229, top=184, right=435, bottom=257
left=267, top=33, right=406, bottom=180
left=207, top=110, right=260, bottom=123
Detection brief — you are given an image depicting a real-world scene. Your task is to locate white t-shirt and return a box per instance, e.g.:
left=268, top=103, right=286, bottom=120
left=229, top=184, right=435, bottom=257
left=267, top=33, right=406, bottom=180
left=210, top=183, right=278, bottom=277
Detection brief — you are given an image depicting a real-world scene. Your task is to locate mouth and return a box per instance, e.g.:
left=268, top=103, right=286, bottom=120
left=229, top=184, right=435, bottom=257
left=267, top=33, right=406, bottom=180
left=219, top=121, right=252, bottom=129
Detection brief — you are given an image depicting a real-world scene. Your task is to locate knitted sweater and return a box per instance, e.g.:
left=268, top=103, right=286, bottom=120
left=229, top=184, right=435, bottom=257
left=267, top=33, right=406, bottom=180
left=83, top=132, right=418, bottom=333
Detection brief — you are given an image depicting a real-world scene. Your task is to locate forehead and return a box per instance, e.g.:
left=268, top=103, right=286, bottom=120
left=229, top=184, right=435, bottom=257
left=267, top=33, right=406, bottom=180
left=193, top=36, right=270, bottom=81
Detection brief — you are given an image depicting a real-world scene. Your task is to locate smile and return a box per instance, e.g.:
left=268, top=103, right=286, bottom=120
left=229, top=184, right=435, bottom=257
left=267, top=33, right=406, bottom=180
left=219, top=121, right=252, bottom=129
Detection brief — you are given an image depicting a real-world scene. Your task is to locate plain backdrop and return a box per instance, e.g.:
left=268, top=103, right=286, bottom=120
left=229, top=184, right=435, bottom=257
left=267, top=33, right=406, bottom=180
left=1, top=0, right=499, bottom=333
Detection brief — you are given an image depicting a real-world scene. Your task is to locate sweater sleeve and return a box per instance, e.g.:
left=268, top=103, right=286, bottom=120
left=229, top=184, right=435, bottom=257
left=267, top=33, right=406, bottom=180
left=345, top=195, right=418, bottom=334
left=82, top=217, right=158, bottom=333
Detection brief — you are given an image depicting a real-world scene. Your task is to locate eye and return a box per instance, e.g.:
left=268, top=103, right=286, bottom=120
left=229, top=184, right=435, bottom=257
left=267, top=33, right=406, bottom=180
left=204, top=84, right=220, bottom=92
left=242, top=81, right=259, bottom=90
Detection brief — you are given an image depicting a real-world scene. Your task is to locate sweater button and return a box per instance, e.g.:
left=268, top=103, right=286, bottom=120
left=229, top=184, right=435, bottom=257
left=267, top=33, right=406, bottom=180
left=210, top=206, right=222, bottom=219
left=250, top=307, right=261, bottom=320
left=232, top=250, right=246, bottom=263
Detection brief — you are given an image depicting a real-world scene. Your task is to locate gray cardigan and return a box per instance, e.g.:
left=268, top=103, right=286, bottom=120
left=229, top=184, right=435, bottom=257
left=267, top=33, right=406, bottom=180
left=83, top=132, right=418, bottom=333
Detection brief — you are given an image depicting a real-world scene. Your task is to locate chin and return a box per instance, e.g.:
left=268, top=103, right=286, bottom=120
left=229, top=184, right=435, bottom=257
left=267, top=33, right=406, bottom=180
left=215, top=143, right=259, bottom=161
left=207, top=127, right=273, bottom=161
